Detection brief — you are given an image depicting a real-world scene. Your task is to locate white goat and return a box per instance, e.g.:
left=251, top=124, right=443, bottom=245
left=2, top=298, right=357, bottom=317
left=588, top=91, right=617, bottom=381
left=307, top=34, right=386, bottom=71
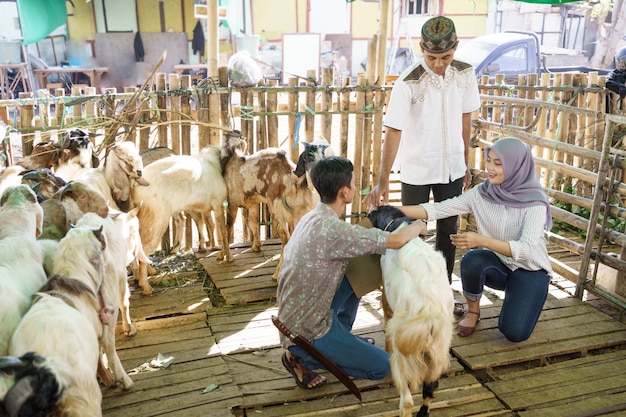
left=0, top=185, right=46, bottom=356
left=369, top=205, right=454, bottom=417
left=131, top=146, right=232, bottom=295
left=75, top=212, right=135, bottom=389
left=9, top=225, right=109, bottom=417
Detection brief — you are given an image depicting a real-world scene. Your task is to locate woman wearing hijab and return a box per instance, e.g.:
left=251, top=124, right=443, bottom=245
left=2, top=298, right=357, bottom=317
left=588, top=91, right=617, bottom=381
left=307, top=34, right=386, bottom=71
left=399, top=137, right=552, bottom=342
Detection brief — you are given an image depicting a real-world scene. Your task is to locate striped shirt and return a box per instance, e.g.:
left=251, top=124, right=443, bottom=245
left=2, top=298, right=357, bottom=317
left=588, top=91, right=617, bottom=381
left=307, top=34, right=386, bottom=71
left=276, top=202, right=389, bottom=347
left=423, top=188, right=553, bottom=274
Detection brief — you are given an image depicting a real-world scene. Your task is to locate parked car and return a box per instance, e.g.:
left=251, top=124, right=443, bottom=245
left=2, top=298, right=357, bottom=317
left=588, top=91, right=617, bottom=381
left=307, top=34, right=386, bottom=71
left=455, top=31, right=609, bottom=85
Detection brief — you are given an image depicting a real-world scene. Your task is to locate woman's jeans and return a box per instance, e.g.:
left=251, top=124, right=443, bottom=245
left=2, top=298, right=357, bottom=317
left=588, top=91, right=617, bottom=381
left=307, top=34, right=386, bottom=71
left=289, top=276, right=390, bottom=380
left=460, top=249, right=550, bottom=342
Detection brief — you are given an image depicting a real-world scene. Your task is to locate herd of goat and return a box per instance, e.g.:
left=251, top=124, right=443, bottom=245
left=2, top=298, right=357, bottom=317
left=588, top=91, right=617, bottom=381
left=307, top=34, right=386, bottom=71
left=0, top=129, right=454, bottom=417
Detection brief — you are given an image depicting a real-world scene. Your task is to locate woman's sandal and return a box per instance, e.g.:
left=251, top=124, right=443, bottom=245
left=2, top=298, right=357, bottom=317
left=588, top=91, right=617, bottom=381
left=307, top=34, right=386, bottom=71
left=281, top=352, right=327, bottom=389
left=457, top=311, right=480, bottom=337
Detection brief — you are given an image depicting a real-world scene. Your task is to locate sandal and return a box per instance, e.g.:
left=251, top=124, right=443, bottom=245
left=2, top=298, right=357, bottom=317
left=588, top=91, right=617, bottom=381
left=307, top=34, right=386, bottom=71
left=281, top=352, right=327, bottom=389
left=358, top=336, right=375, bottom=345
left=453, top=299, right=465, bottom=316
left=457, top=311, right=480, bottom=337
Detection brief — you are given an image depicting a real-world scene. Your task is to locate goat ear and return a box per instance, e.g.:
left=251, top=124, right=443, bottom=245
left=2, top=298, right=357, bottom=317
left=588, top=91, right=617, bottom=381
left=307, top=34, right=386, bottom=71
left=93, top=225, right=106, bottom=251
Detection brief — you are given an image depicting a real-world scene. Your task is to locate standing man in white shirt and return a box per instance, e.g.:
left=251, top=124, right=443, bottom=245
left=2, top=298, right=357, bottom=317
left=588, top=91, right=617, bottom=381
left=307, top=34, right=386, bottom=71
left=365, top=16, right=481, bottom=315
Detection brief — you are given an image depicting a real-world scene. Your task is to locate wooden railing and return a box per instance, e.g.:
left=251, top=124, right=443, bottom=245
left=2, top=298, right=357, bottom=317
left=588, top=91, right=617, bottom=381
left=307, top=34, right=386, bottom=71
left=0, top=68, right=625, bottom=313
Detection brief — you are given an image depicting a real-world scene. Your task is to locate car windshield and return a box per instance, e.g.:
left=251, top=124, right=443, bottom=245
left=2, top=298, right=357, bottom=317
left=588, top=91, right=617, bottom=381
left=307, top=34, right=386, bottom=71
left=455, top=40, right=497, bottom=68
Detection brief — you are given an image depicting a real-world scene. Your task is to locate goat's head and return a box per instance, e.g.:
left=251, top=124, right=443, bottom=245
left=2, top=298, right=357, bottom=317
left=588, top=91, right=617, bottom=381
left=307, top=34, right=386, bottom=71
left=293, top=140, right=331, bottom=178
left=20, top=168, right=66, bottom=201
left=58, top=181, right=109, bottom=219
left=367, top=205, right=414, bottom=232
left=0, top=184, right=44, bottom=237
left=61, top=129, right=100, bottom=169
left=108, top=142, right=149, bottom=186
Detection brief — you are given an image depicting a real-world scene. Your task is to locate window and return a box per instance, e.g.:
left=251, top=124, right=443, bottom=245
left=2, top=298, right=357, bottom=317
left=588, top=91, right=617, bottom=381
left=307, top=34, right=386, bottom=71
left=404, top=0, right=437, bottom=16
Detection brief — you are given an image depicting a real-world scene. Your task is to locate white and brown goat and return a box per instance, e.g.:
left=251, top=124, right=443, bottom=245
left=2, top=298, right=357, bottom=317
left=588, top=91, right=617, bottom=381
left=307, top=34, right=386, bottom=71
left=221, top=134, right=319, bottom=278
left=368, top=205, right=454, bottom=417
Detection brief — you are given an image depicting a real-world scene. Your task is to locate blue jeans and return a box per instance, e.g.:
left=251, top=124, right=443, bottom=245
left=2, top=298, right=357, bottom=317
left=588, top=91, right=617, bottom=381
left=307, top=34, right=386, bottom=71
left=460, top=250, right=549, bottom=342
left=289, top=276, right=390, bottom=380
left=401, top=177, right=464, bottom=280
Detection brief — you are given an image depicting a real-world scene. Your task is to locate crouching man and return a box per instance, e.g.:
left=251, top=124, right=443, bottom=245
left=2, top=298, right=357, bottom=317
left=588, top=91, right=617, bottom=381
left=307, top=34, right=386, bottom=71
left=276, top=156, right=425, bottom=389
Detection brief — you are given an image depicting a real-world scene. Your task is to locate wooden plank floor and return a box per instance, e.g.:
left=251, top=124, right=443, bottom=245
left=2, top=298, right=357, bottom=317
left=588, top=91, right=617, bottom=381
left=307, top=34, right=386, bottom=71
left=102, top=240, right=626, bottom=417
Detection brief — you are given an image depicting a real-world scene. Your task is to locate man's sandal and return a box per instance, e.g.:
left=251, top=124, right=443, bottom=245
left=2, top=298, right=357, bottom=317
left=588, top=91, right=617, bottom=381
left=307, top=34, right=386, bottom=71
left=358, top=336, right=375, bottom=345
left=453, top=299, right=465, bottom=316
left=281, top=352, right=327, bottom=389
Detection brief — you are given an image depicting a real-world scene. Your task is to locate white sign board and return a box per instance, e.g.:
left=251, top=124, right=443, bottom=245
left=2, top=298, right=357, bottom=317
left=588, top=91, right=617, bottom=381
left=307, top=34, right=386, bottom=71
left=282, top=33, right=320, bottom=85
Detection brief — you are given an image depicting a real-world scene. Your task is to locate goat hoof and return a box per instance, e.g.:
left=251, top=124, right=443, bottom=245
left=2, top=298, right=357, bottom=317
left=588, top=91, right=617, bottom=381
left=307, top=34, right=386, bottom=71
left=415, top=405, right=429, bottom=417
left=124, top=324, right=137, bottom=337
left=197, top=247, right=208, bottom=254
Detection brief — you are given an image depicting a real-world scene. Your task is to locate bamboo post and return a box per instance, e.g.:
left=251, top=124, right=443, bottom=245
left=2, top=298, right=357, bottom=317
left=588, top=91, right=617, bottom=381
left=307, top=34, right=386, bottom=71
left=537, top=73, right=551, bottom=187
left=362, top=81, right=374, bottom=198
left=122, top=86, right=138, bottom=144
left=180, top=74, right=193, bottom=246
left=266, top=79, right=278, bottom=148
left=257, top=78, right=267, bottom=150
left=240, top=88, right=254, bottom=151
left=19, top=92, right=33, bottom=156
left=138, top=90, right=151, bottom=151
left=71, top=86, right=83, bottom=124
left=321, top=67, right=333, bottom=142
left=576, top=118, right=615, bottom=298
left=198, top=87, right=210, bottom=149
left=305, top=69, right=316, bottom=144
left=155, top=73, right=168, bottom=147
left=208, top=91, right=220, bottom=146
left=287, top=77, right=299, bottom=162
left=371, top=83, right=387, bottom=185
left=206, top=0, right=219, bottom=78
left=339, top=77, right=351, bottom=158
left=219, top=66, right=231, bottom=136
left=350, top=75, right=367, bottom=223
left=101, top=87, right=118, bottom=149
left=169, top=74, right=181, bottom=153
left=180, top=75, right=191, bottom=155
left=493, top=74, right=504, bottom=131
left=85, top=86, right=97, bottom=124
left=375, top=0, right=390, bottom=86
left=36, top=90, right=51, bottom=143
left=53, top=88, right=65, bottom=129
left=367, top=35, right=377, bottom=85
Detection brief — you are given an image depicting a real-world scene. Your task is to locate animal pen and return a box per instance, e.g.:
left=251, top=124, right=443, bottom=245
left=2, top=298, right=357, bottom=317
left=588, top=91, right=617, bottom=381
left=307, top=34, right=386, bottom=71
left=1, top=65, right=626, bottom=316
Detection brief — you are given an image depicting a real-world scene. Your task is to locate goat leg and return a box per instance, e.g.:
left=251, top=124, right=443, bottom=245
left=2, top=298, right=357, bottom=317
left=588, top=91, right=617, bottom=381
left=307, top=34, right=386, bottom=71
left=415, top=380, right=439, bottom=417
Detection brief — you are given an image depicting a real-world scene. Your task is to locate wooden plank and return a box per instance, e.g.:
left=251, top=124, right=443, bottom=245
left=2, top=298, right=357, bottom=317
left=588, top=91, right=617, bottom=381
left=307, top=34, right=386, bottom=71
left=487, top=356, right=626, bottom=409
left=103, top=385, right=241, bottom=417
left=456, top=330, right=626, bottom=370
left=517, top=392, right=626, bottom=417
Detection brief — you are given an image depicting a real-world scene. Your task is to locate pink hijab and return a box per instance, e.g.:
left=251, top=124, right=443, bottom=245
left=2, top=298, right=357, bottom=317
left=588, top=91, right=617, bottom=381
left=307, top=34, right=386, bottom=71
left=477, top=137, right=552, bottom=229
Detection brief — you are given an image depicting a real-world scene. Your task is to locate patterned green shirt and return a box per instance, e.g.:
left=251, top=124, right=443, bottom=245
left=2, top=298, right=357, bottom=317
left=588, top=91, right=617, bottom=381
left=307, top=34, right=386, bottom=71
left=276, top=202, right=389, bottom=347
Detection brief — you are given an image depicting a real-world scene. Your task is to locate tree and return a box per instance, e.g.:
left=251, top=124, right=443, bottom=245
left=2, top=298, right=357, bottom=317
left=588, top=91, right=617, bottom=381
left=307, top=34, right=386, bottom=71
left=583, top=0, right=626, bottom=68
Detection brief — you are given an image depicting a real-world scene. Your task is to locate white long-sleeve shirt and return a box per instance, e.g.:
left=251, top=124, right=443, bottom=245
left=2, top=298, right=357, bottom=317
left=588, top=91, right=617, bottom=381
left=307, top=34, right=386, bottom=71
left=423, top=187, right=553, bottom=274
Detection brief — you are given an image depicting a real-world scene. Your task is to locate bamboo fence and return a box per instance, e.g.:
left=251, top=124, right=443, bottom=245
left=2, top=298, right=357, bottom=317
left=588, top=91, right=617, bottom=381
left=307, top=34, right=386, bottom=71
left=0, top=67, right=625, bottom=312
